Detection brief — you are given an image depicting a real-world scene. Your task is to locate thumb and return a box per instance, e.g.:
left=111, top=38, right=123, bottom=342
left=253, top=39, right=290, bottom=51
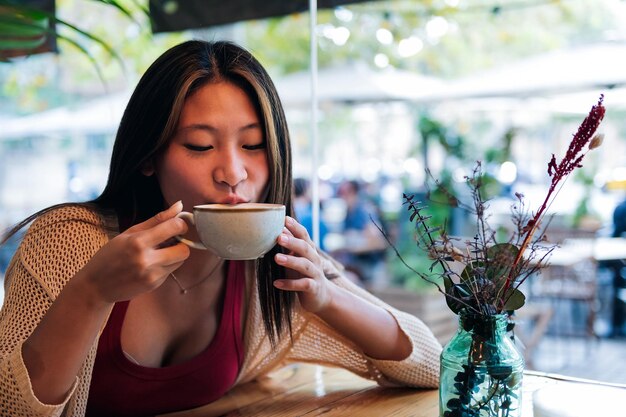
left=127, top=200, right=184, bottom=233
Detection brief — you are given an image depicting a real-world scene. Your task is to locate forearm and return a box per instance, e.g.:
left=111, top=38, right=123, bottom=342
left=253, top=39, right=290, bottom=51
left=22, top=272, right=112, bottom=405
left=314, top=284, right=412, bottom=361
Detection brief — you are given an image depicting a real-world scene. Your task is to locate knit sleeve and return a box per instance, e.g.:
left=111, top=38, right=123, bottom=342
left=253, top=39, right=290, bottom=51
left=0, top=206, right=109, bottom=417
left=238, top=255, right=442, bottom=389
left=286, top=276, right=442, bottom=388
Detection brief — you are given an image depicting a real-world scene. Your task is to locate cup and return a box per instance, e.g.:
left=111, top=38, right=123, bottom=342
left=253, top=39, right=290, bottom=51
left=176, top=203, right=286, bottom=260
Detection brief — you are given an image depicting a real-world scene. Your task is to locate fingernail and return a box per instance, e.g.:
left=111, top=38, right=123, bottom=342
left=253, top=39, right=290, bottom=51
left=172, top=200, right=183, bottom=211
left=279, top=235, right=289, bottom=244
left=286, top=216, right=295, bottom=226
left=274, top=280, right=284, bottom=288
left=275, top=253, right=287, bottom=263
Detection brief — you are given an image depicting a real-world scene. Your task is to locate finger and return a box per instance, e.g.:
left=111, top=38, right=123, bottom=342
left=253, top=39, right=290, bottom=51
left=277, top=233, right=317, bottom=260
left=151, top=241, right=191, bottom=266
left=137, top=216, right=188, bottom=248
left=285, top=216, right=314, bottom=244
left=275, top=253, right=320, bottom=278
left=273, top=277, right=315, bottom=292
left=127, top=200, right=183, bottom=233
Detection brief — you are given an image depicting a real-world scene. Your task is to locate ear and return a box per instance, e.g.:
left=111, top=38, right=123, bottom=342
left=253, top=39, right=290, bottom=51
left=141, top=159, right=155, bottom=176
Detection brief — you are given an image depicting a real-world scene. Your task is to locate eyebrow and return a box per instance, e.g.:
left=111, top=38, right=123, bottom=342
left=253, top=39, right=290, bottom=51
left=179, top=123, right=262, bottom=133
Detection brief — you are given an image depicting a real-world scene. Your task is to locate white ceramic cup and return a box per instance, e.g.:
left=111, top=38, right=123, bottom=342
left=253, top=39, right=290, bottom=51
left=176, top=203, right=286, bottom=260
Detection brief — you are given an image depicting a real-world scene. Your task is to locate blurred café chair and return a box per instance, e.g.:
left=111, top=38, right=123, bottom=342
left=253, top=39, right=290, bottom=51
left=530, top=239, right=599, bottom=340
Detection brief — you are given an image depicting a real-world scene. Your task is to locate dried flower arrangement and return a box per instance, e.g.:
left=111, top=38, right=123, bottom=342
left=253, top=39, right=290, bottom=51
left=385, top=95, right=606, bottom=317
left=382, top=96, right=606, bottom=417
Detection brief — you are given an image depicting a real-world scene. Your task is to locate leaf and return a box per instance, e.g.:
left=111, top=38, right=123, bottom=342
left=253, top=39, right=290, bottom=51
left=56, top=34, right=106, bottom=88
left=94, top=0, right=141, bottom=25
left=486, top=243, right=520, bottom=289
left=0, top=36, right=45, bottom=49
left=0, top=1, right=144, bottom=75
left=443, top=276, right=464, bottom=314
left=0, top=17, right=47, bottom=37
left=0, top=7, right=48, bottom=52
left=487, top=243, right=519, bottom=262
left=460, top=261, right=483, bottom=284
left=54, top=16, right=126, bottom=72
left=502, top=288, right=525, bottom=310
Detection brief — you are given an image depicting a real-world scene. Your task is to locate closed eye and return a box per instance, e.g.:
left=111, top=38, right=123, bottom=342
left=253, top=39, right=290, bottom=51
left=243, top=143, right=266, bottom=150
left=184, top=144, right=213, bottom=152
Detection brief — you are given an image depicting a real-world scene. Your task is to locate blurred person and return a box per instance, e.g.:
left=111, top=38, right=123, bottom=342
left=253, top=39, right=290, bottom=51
left=612, top=196, right=626, bottom=238
left=335, top=180, right=388, bottom=289
left=609, top=195, right=626, bottom=336
left=293, top=177, right=328, bottom=251
left=0, top=41, right=440, bottom=416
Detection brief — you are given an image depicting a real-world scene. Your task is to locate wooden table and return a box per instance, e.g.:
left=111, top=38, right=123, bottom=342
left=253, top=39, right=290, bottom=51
left=160, top=364, right=626, bottom=417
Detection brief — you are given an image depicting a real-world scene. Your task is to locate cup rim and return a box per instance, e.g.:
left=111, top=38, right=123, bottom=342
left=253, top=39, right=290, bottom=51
left=193, top=203, right=285, bottom=212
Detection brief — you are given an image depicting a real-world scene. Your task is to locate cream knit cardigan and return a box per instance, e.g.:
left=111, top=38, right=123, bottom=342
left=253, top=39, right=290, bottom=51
left=0, top=206, right=441, bottom=417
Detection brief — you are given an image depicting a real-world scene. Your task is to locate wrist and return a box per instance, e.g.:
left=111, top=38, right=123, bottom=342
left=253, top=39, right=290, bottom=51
left=314, top=283, right=344, bottom=321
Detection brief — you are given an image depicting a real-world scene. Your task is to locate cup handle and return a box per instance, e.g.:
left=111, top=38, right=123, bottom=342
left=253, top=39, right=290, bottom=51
left=175, top=211, right=208, bottom=250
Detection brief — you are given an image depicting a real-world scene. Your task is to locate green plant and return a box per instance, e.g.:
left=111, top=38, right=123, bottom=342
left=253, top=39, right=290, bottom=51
left=0, top=0, right=145, bottom=76
left=379, top=95, right=606, bottom=316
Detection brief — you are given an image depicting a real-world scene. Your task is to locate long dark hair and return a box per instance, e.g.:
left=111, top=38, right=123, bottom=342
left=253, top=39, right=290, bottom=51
left=2, top=40, right=295, bottom=344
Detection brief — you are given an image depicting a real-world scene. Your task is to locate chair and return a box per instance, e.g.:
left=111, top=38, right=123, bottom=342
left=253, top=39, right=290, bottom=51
left=530, top=241, right=599, bottom=339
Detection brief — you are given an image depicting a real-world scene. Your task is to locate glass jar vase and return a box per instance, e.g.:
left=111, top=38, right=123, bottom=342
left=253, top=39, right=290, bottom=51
left=439, top=311, right=524, bottom=417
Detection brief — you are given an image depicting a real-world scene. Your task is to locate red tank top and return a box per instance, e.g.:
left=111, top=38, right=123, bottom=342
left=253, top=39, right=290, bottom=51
left=86, top=261, right=245, bottom=417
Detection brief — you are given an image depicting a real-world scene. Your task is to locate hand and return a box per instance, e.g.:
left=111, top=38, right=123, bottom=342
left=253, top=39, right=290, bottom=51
left=273, top=216, right=335, bottom=313
left=78, top=201, right=191, bottom=305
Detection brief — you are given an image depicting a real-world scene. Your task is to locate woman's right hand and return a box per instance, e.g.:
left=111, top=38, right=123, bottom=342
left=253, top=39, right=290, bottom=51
left=79, top=200, right=191, bottom=305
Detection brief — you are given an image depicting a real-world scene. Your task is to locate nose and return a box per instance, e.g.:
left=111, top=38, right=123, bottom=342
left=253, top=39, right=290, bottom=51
left=213, top=148, right=248, bottom=187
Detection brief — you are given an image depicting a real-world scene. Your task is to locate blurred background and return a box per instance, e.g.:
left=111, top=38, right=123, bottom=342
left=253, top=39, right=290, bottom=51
left=2, top=0, right=626, bottom=383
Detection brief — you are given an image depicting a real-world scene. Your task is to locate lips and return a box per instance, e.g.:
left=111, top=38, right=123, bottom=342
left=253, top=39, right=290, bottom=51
left=215, top=195, right=248, bottom=204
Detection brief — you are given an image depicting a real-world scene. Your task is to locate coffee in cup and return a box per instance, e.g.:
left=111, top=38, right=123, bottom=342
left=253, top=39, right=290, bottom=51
left=176, top=203, right=286, bottom=260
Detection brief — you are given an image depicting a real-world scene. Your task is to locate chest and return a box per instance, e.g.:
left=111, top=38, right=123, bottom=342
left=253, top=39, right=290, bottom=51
left=122, top=300, right=209, bottom=367
left=119, top=271, right=244, bottom=368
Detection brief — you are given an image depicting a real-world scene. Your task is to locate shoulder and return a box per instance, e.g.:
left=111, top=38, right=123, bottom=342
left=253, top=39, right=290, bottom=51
left=24, top=204, right=110, bottom=249
left=18, top=205, right=112, bottom=291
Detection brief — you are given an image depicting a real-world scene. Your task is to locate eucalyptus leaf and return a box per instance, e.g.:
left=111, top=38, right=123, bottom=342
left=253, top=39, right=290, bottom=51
left=443, top=276, right=464, bottom=314
left=461, top=261, right=483, bottom=284
left=502, top=288, right=525, bottom=310
left=487, top=243, right=519, bottom=260
left=486, top=243, right=520, bottom=290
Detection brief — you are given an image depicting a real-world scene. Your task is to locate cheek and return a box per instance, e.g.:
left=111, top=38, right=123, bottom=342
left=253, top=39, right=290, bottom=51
left=257, top=157, right=270, bottom=186
left=257, top=157, right=271, bottom=200
left=155, top=155, right=201, bottom=200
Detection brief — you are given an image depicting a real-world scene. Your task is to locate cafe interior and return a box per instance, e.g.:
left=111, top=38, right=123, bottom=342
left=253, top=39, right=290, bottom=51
left=1, top=0, right=626, bottom=416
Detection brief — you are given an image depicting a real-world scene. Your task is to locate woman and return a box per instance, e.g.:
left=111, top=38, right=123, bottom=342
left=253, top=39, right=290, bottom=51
left=0, top=40, right=441, bottom=417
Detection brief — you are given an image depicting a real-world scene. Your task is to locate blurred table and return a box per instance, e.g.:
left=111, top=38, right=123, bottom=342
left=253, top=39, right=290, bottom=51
left=159, top=363, right=626, bottom=417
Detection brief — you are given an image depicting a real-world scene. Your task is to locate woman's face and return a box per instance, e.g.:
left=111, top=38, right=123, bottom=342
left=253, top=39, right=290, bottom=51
left=153, top=81, right=270, bottom=209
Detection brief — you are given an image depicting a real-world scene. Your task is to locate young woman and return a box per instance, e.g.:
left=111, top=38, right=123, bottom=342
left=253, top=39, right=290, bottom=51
left=0, top=40, right=441, bottom=417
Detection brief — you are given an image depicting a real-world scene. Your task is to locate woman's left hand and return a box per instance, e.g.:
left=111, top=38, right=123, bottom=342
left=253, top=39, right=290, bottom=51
left=274, top=217, right=414, bottom=361
left=273, top=216, right=337, bottom=313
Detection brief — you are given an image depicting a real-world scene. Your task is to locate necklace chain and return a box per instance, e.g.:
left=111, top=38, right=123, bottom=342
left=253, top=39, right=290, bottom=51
left=169, top=259, right=224, bottom=295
